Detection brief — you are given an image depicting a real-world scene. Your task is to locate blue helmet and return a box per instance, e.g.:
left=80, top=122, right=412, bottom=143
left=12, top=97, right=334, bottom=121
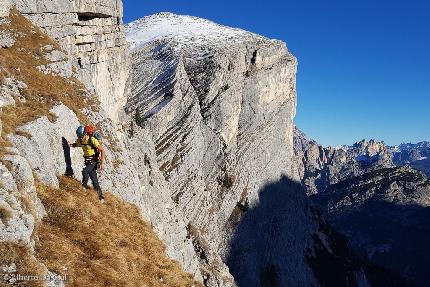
left=76, top=126, right=85, bottom=138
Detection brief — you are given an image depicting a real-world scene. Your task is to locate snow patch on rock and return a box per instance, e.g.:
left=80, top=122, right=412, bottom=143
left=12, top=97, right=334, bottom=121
left=126, top=12, right=257, bottom=51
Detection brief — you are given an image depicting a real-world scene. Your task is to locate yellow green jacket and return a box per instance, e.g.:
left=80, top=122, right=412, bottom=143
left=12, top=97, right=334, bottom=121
left=74, top=136, right=101, bottom=158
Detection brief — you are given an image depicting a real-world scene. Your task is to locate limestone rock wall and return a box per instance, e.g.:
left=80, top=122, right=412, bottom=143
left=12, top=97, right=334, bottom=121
left=125, top=14, right=298, bottom=286
left=125, top=15, right=391, bottom=286
left=10, top=0, right=128, bottom=122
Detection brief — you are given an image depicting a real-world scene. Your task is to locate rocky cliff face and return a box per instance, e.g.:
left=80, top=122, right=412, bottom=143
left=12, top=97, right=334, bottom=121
left=125, top=13, right=299, bottom=285
left=0, top=6, right=307, bottom=286
left=9, top=0, right=128, bottom=122
left=2, top=6, right=204, bottom=283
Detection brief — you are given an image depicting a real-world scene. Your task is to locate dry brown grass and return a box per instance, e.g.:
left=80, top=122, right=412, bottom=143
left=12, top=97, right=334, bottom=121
left=0, top=137, right=12, bottom=161
left=0, top=9, right=97, bottom=157
left=112, top=159, right=124, bottom=169
left=0, top=242, right=46, bottom=287
left=34, top=176, right=202, bottom=287
left=14, top=130, right=32, bottom=139
left=0, top=158, right=14, bottom=172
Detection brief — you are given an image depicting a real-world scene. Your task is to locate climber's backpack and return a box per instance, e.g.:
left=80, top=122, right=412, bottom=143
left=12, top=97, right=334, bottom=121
left=81, top=125, right=103, bottom=159
left=90, top=130, right=102, bottom=156
left=91, top=130, right=103, bottom=165
left=89, top=127, right=102, bottom=153
left=93, top=130, right=102, bottom=142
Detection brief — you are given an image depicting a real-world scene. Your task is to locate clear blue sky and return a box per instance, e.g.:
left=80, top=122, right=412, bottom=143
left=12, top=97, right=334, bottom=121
left=123, top=0, right=430, bottom=147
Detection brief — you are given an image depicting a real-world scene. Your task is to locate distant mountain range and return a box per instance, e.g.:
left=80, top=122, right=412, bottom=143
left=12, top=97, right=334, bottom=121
left=391, top=142, right=430, bottom=177
left=294, top=126, right=430, bottom=195
left=294, top=126, right=430, bottom=286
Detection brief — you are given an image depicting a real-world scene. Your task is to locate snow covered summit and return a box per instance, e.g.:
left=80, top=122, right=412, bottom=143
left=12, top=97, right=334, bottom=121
left=125, top=12, right=263, bottom=51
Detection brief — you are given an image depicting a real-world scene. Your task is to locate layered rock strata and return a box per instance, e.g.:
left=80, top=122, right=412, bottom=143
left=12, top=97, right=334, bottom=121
left=125, top=13, right=392, bottom=286
left=125, top=13, right=298, bottom=285
left=10, top=0, right=128, bottom=122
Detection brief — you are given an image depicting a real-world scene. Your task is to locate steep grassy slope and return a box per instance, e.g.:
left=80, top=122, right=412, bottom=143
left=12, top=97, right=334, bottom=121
left=34, top=177, right=201, bottom=287
left=1, top=177, right=202, bottom=287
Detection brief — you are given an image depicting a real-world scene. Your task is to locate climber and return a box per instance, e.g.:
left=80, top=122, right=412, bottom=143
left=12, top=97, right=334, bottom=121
left=69, top=125, right=105, bottom=201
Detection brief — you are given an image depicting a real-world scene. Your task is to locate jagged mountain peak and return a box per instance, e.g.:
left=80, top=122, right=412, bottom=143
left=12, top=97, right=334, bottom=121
left=353, top=138, right=386, bottom=147
left=352, top=139, right=390, bottom=157
left=294, top=125, right=430, bottom=286
left=125, top=12, right=278, bottom=52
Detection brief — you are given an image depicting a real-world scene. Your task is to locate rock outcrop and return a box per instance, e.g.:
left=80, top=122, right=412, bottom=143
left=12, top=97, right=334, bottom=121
left=124, top=13, right=396, bottom=286
left=10, top=0, right=128, bottom=122
left=0, top=0, right=11, bottom=18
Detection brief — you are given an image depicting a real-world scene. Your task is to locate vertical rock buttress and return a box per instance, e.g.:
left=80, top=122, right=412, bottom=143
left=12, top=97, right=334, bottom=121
left=126, top=14, right=298, bottom=285
left=11, top=0, right=128, bottom=122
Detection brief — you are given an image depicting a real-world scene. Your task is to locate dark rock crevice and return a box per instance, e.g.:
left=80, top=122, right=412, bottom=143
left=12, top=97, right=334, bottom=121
left=77, top=12, right=112, bottom=21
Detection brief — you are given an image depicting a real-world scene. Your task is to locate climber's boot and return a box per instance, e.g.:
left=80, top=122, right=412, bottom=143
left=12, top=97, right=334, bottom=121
left=97, top=189, right=104, bottom=202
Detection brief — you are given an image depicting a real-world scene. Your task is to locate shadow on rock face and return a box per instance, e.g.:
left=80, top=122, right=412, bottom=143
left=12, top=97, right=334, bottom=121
left=225, top=175, right=414, bottom=287
left=226, top=175, right=315, bottom=287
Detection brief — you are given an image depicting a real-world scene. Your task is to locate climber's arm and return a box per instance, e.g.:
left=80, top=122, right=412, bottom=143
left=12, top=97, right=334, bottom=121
left=91, top=137, right=104, bottom=169
left=69, top=139, right=80, bottom=148
left=97, top=145, right=104, bottom=170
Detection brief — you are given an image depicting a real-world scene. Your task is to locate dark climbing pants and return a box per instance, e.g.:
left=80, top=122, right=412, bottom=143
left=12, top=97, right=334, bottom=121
left=82, top=161, right=103, bottom=197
